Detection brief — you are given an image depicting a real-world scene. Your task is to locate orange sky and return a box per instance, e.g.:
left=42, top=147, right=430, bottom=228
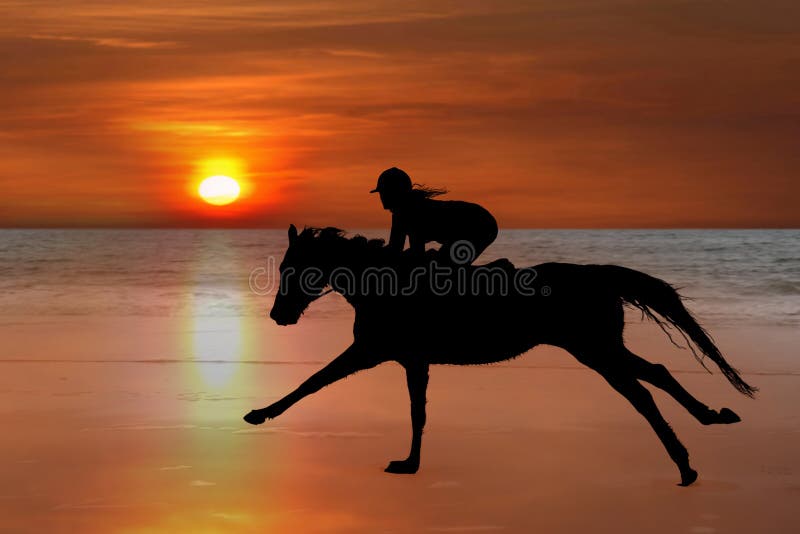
left=0, top=0, right=798, bottom=228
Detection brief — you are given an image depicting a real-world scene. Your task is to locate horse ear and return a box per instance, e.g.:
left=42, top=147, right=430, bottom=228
left=288, top=224, right=298, bottom=243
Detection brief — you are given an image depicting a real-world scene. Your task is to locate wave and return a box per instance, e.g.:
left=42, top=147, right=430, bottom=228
left=1, top=229, right=798, bottom=326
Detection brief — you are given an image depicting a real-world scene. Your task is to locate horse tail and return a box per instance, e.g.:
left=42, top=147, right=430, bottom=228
left=599, top=265, right=757, bottom=397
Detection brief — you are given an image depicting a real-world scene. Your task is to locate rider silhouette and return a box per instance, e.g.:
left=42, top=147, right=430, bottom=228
left=371, top=167, right=498, bottom=264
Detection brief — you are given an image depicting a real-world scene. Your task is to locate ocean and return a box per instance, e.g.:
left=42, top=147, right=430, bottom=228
left=0, top=229, right=797, bottom=326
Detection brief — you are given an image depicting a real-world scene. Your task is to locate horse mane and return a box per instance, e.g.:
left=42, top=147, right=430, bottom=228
left=299, top=226, right=384, bottom=246
left=298, top=226, right=388, bottom=263
left=296, top=226, right=517, bottom=273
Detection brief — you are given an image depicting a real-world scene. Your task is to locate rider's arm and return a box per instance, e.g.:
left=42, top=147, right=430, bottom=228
left=387, top=212, right=407, bottom=252
left=408, top=233, right=425, bottom=255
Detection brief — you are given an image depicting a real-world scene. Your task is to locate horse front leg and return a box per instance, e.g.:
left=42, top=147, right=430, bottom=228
left=385, top=361, right=429, bottom=474
left=244, top=343, right=379, bottom=425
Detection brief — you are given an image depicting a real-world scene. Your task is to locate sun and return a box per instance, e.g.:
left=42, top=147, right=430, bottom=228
left=198, top=175, right=241, bottom=206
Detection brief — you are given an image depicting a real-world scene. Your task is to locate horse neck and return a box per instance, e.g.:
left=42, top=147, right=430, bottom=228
left=323, top=242, right=384, bottom=306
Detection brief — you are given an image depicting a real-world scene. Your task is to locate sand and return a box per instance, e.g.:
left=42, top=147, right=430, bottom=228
left=0, top=315, right=798, bottom=533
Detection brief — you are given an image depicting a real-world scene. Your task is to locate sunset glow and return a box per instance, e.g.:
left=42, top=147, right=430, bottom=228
left=0, top=0, right=797, bottom=229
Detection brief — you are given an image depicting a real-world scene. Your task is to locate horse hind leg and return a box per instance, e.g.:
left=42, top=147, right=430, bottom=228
left=600, top=368, right=698, bottom=486
left=620, top=347, right=741, bottom=425
left=568, top=343, right=697, bottom=486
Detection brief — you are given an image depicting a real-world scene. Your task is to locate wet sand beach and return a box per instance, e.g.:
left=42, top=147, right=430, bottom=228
left=1, top=316, right=798, bottom=533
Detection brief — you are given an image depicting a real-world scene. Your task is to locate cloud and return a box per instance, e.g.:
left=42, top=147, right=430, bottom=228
left=190, top=480, right=217, bottom=487
left=52, top=498, right=165, bottom=510
left=210, top=511, right=251, bottom=522
left=427, top=527, right=505, bottom=532
left=158, top=465, right=192, bottom=471
left=133, top=121, right=258, bottom=138
left=29, top=34, right=177, bottom=49
left=323, top=48, right=385, bottom=59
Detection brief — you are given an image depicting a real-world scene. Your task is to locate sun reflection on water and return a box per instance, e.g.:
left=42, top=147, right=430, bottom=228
left=183, top=232, right=250, bottom=393
left=191, top=316, right=243, bottom=388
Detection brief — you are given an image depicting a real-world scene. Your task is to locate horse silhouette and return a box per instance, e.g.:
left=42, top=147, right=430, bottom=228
left=244, top=225, right=756, bottom=486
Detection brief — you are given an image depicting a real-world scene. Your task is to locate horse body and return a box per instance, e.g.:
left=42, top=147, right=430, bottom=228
left=352, top=290, right=545, bottom=364
left=245, top=226, right=755, bottom=486
left=349, top=261, right=636, bottom=365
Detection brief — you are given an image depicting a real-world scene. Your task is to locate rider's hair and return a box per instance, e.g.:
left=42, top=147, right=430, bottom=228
left=410, top=184, right=448, bottom=200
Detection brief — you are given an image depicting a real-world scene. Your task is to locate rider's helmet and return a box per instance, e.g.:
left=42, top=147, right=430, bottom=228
left=370, top=167, right=413, bottom=209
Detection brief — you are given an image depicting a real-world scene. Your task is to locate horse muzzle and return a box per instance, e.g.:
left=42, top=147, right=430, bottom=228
left=270, top=307, right=299, bottom=326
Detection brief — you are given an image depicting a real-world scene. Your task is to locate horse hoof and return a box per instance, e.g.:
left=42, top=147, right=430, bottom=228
left=700, top=407, right=742, bottom=425
left=678, top=468, right=698, bottom=487
left=384, top=459, right=419, bottom=474
left=243, top=410, right=267, bottom=425
left=718, top=408, right=741, bottom=424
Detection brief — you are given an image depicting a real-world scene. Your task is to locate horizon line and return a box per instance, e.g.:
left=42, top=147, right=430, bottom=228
left=1, top=226, right=798, bottom=231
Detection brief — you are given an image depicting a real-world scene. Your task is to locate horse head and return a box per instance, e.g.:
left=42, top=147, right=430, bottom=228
left=270, top=225, right=329, bottom=325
